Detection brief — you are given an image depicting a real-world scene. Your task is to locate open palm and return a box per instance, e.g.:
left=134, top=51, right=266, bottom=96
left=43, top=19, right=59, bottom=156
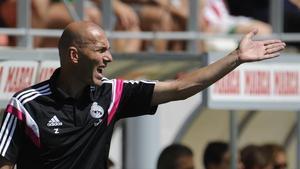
left=238, top=29, right=286, bottom=63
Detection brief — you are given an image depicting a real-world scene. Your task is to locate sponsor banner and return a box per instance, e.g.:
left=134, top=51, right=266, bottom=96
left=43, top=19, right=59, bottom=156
left=0, top=61, right=39, bottom=100
left=210, top=64, right=300, bottom=101
left=207, top=53, right=300, bottom=110
left=37, top=61, right=60, bottom=82
left=0, top=60, right=60, bottom=102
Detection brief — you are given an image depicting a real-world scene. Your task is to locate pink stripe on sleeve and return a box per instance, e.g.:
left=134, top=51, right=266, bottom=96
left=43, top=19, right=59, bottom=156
left=107, top=79, right=124, bottom=125
left=6, top=105, right=24, bottom=121
left=6, top=105, right=40, bottom=147
left=25, top=127, right=41, bottom=148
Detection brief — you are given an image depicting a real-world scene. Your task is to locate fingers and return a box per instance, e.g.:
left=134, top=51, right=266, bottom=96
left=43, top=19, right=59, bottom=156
left=264, top=52, right=281, bottom=60
left=245, top=28, right=258, bottom=39
left=265, top=42, right=286, bottom=55
left=263, top=39, right=284, bottom=45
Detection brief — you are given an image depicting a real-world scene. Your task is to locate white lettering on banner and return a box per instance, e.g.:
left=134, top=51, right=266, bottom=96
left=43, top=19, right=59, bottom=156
left=4, top=67, right=34, bottom=93
left=207, top=54, right=300, bottom=110
left=0, top=66, right=3, bottom=85
left=274, top=71, right=299, bottom=95
left=213, top=71, right=240, bottom=94
left=210, top=65, right=300, bottom=101
left=0, top=61, right=57, bottom=100
left=38, top=67, right=56, bottom=82
left=0, top=61, right=38, bottom=100
left=244, top=71, right=270, bottom=95
left=38, top=61, right=60, bottom=83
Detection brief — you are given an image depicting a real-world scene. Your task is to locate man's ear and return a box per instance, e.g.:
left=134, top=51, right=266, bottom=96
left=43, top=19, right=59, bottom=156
left=69, top=46, right=79, bottom=64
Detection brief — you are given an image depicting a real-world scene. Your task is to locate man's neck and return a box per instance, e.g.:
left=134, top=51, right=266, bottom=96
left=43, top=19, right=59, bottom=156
left=56, top=69, right=86, bottom=99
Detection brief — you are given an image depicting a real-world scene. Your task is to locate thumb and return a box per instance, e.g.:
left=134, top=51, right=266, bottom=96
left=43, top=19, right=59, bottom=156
left=245, top=28, right=258, bottom=40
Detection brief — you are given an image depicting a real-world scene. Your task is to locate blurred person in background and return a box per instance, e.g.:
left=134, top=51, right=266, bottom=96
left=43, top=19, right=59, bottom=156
left=157, top=143, right=194, bottom=169
left=226, top=0, right=300, bottom=50
left=0, top=0, right=9, bottom=47
left=41, top=0, right=142, bottom=52
left=241, top=145, right=271, bottom=169
left=39, top=0, right=101, bottom=47
left=155, top=0, right=189, bottom=51
left=290, top=0, right=300, bottom=8
left=199, top=0, right=272, bottom=51
left=226, top=0, right=300, bottom=32
left=108, top=158, right=115, bottom=169
left=122, top=0, right=189, bottom=52
left=0, top=0, right=50, bottom=47
left=261, top=144, right=287, bottom=169
left=122, top=0, right=174, bottom=52
left=200, top=0, right=272, bottom=35
left=280, top=0, right=300, bottom=50
left=167, top=0, right=190, bottom=51
left=203, top=141, right=244, bottom=169
left=0, top=34, right=8, bottom=46
left=225, top=0, right=269, bottom=23
left=110, top=0, right=142, bottom=53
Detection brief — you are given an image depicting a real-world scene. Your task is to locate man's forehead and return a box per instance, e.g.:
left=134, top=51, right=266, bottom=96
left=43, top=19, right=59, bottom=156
left=83, top=27, right=109, bottom=46
left=92, top=42, right=110, bottom=49
left=88, top=26, right=105, bottom=36
left=81, top=40, right=109, bottom=49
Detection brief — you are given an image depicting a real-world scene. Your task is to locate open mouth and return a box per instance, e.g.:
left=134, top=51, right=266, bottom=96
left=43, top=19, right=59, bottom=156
left=97, top=67, right=103, bottom=74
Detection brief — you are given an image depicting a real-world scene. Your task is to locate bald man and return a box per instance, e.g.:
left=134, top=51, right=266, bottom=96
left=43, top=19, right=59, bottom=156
left=0, top=21, right=285, bottom=169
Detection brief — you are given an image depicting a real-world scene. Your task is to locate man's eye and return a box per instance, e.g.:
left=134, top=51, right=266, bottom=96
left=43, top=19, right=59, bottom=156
left=97, top=48, right=106, bottom=53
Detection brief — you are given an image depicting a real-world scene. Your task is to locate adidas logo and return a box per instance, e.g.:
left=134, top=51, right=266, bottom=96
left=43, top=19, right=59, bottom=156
left=47, top=115, right=63, bottom=127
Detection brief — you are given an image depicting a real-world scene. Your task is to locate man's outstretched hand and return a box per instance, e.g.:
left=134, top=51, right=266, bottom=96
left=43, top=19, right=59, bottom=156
left=237, top=29, right=286, bottom=64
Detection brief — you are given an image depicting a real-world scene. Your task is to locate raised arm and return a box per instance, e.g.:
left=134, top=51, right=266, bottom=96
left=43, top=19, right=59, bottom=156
left=151, top=29, right=286, bottom=105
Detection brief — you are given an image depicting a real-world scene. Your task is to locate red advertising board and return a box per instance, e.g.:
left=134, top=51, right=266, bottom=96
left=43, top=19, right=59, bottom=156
left=37, top=61, right=60, bottom=82
left=211, top=64, right=300, bottom=103
left=0, top=61, right=38, bottom=100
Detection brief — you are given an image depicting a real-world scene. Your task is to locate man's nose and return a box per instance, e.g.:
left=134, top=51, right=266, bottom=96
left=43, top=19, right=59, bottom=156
left=103, top=52, right=113, bottom=63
